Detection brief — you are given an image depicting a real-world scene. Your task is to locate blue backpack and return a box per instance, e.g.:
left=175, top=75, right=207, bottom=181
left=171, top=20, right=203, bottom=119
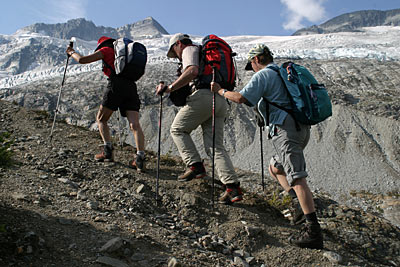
left=262, top=62, right=332, bottom=127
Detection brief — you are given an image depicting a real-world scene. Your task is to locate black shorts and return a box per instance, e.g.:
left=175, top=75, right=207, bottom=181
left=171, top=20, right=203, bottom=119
left=102, top=76, right=141, bottom=117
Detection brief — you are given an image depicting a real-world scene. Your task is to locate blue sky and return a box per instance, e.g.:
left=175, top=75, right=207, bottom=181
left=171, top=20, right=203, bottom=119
left=1, top=0, right=399, bottom=36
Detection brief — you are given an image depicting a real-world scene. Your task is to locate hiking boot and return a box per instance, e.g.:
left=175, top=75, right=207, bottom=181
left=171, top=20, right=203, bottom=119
left=130, top=154, right=146, bottom=173
left=177, top=163, right=206, bottom=182
left=290, top=198, right=306, bottom=225
left=219, top=183, right=243, bottom=205
left=289, top=222, right=323, bottom=249
left=95, top=145, right=113, bottom=162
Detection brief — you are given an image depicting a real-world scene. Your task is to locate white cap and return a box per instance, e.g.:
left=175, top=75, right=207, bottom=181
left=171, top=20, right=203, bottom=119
left=167, top=33, right=191, bottom=58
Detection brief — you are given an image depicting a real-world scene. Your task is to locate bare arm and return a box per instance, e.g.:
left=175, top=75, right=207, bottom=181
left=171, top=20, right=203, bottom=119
left=66, top=47, right=103, bottom=64
left=210, top=82, right=249, bottom=104
left=156, top=65, right=199, bottom=95
left=169, top=65, right=198, bottom=92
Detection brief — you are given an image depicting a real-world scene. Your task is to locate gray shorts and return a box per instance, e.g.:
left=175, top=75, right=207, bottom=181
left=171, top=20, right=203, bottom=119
left=270, top=115, right=311, bottom=186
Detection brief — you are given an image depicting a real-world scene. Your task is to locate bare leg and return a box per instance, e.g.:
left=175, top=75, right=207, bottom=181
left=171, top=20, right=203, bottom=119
left=96, top=105, right=114, bottom=143
left=126, top=110, right=145, bottom=151
left=269, top=164, right=292, bottom=192
left=292, top=178, right=315, bottom=215
left=269, top=164, right=314, bottom=215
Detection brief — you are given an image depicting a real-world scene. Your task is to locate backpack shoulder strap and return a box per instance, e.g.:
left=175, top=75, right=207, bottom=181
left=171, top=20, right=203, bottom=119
left=265, top=65, right=301, bottom=131
left=102, top=59, right=116, bottom=76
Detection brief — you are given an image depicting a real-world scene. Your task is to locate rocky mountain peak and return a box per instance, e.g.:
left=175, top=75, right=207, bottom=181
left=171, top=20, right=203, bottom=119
left=19, top=17, right=168, bottom=41
left=117, top=16, right=168, bottom=38
left=293, top=8, right=400, bottom=35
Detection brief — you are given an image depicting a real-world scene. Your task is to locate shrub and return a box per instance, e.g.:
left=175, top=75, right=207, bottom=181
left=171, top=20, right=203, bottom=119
left=0, top=132, right=13, bottom=167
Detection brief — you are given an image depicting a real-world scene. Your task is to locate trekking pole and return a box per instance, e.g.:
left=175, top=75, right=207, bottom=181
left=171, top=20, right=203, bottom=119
left=260, top=125, right=265, bottom=191
left=211, top=66, right=217, bottom=208
left=116, top=112, right=123, bottom=149
left=255, top=106, right=265, bottom=191
left=49, top=39, right=74, bottom=143
left=156, top=81, right=167, bottom=204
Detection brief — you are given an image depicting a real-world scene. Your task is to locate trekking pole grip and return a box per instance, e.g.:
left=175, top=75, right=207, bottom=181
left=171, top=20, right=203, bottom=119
left=158, top=81, right=168, bottom=95
left=67, top=41, right=74, bottom=58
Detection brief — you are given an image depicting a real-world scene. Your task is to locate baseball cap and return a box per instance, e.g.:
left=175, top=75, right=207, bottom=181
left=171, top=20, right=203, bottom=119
left=95, top=36, right=115, bottom=51
left=244, top=44, right=273, bottom=70
left=167, top=33, right=191, bottom=58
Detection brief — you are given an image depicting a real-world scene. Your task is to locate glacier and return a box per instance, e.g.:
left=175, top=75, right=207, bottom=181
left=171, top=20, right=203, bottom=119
left=1, top=26, right=400, bottom=88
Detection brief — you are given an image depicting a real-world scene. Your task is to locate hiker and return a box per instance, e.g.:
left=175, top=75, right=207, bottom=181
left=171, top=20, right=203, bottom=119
left=66, top=36, right=146, bottom=172
left=210, top=44, right=323, bottom=249
left=155, top=33, right=243, bottom=204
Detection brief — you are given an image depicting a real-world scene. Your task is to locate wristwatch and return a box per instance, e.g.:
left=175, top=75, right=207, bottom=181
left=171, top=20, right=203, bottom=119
left=222, top=89, right=227, bottom=97
left=168, top=84, right=174, bottom=92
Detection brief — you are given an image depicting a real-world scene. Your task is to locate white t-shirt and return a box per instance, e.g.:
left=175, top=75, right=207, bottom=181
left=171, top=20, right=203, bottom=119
left=182, top=45, right=200, bottom=71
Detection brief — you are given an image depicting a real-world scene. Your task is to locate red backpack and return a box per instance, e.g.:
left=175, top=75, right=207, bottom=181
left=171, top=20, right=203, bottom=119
left=197, top=35, right=237, bottom=91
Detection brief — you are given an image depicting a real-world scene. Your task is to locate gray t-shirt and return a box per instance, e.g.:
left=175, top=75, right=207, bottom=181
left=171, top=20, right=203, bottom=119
left=240, top=63, right=291, bottom=126
left=182, top=45, right=200, bottom=71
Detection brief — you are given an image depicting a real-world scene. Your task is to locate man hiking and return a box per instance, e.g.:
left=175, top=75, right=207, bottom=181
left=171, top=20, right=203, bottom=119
left=66, top=36, right=146, bottom=172
left=210, top=44, right=323, bottom=249
left=155, top=33, right=243, bottom=204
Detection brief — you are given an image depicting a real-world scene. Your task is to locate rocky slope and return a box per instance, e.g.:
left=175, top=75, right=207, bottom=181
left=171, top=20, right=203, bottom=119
left=293, top=8, right=400, bottom=35
left=1, top=59, right=399, bottom=211
left=1, top=99, right=399, bottom=266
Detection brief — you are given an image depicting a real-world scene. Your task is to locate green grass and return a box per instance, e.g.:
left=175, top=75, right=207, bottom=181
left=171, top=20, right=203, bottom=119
left=267, top=189, right=292, bottom=210
left=0, top=132, right=13, bottom=167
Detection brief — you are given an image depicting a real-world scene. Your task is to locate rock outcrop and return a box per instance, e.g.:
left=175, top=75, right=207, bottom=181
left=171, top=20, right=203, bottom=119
left=18, top=17, right=168, bottom=40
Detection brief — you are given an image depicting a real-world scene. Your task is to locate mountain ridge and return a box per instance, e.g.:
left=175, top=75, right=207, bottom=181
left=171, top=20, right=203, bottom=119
left=293, top=8, right=400, bottom=35
left=18, top=17, right=169, bottom=41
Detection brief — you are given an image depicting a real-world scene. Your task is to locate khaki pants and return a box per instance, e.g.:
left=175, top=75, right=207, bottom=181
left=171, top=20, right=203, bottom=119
left=170, top=89, right=238, bottom=185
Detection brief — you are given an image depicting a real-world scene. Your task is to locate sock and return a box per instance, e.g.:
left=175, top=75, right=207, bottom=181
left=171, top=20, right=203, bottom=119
left=288, top=188, right=297, bottom=199
left=305, top=212, right=319, bottom=225
left=104, top=141, right=112, bottom=149
left=137, top=151, right=145, bottom=159
left=226, top=183, right=240, bottom=189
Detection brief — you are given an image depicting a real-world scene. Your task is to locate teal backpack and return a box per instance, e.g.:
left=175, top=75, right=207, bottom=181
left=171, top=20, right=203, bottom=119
left=263, top=62, right=332, bottom=127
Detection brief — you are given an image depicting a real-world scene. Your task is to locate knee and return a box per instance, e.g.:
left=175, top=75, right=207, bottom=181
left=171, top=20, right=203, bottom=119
left=97, top=114, right=108, bottom=124
left=269, top=164, right=285, bottom=177
left=170, top=125, right=180, bottom=136
left=292, top=177, right=307, bottom=187
left=129, top=121, right=141, bottom=132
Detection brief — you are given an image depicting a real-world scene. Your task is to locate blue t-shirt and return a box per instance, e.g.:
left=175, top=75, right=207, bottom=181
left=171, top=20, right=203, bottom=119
left=240, top=63, right=291, bottom=125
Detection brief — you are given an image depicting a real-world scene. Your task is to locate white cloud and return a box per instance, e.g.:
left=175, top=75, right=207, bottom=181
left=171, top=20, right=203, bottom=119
left=32, top=0, right=89, bottom=23
left=280, top=0, right=327, bottom=31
